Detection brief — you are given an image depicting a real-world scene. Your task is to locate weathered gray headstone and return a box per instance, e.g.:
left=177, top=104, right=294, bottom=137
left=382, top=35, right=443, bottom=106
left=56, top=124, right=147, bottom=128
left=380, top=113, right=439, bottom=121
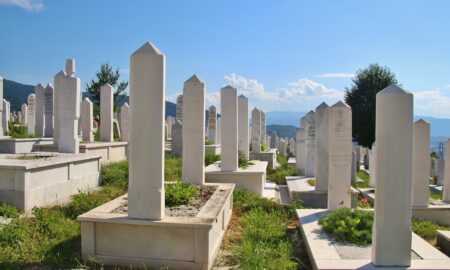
left=171, top=120, right=183, bottom=157
left=315, top=102, right=329, bottom=191
left=305, top=111, right=316, bottom=177
left=120, top=103, right=130, bottom=142
left=412, top=119, right=430, bottom=207
left=21, top=103, right=28, bottom=125
left=221, top=86, right=238, bottom=171
left=44, top=84, right=54, bottom=137
left=251, top=107, right=261, bottom=153
left=100, top=84, right=114, bottom=142
left=35, top=84, right=45, bottom=137
left=176, top=94, right=183, bottom=123
left=81, top=98, right=94, bottom=142
left=207, top=105, right=217, bottom=143
left=238, top=95, right=249, bottom=158
left=27, top=94, right=35, bottom=135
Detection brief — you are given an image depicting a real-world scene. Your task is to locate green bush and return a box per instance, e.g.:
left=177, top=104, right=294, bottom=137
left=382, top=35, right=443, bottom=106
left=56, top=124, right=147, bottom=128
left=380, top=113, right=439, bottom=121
left=267, top=155, right=296, bottom=185
left=205, top=152, right=220, bottom=166
left=101, top=160, right=128, bottom=187
left=412, top=219, right=450, bottom=240
left=165, top=182, right=199, bottom=207
left=0, top=204, right=22, bottom=218
left=261, top=143, right=267, bottom=151
left=429, top=191, right=442, bottom=200
left=319, top=208, right=373, bottom=246
left=238, top=150, right=253, bottom=169
left=7, top=125, right=34, bottom=139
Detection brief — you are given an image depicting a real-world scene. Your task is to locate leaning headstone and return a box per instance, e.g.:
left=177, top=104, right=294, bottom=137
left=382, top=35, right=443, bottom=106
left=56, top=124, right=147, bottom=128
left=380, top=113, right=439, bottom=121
left=315, top=102, right=330, bottom=191
left=412, top=119, right=430, bottom=207
left=35, top=84, right=45, bottom=137
left=305, top=111, right=316, bottom=177
left=207, top=105, right=217, bottom=143
left=444, top=139, right=450, bottom=203
left=55, top=59, right=80, bottom=154
left=80, top=98, right=94, bottom=142
left=171, top=120, right=183, bottom=157
left=372, top=85, right=413, bottom=267
left=296, top=128, right=306, bottom=175
left=27, top=94, right=35, bottom=135
left=44, top=84, right=54, bottom=137
left=438, top=158, right=445, bottom=186
left=221, top=86, right=238, bottom=171
left=327, top=101, right=352, bottom=210
left=128, top=42, right=165, bottom=220
left=120, top=103, right=130, bottom=142
left=251, top=107, right=261, bottom=153
left=100, top=84, right=114, bottom=142
left=238, top=95, right=249, bottom=158
left=176, top=94, right=183, bottom=122
left=21, top=103, right=28, bottom=125
left=182, top=75, right=205, bottom=185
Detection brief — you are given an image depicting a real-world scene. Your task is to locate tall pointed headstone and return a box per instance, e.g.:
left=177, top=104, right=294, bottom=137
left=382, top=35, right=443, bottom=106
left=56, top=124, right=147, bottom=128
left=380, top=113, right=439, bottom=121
left=81, top=98, right=94, bottom=142
left=207, top=105, right=217, bottom=143
left=44, top=84, right=54, bottom=137
left=21, top=103, right=28, bottom=125
left=100, top=84, right=114, bottom=142
left=412, top=119, right=430, bottom=207
left=120, top=103, right=130, bottom=142
left=296, top=128, right=306, bottom=175
left=315, top=102, right=330, bottom=191
left=305, top=111, right=316, bottom=177
left=238, top=95, right=249, bottom=158
left=35, top=84, right=45, bottom=137
left=251, top=107, right=261, bottom=153
left=221, top=86, right=238, bottom=171
left=27, top=94, right=35, bottom=135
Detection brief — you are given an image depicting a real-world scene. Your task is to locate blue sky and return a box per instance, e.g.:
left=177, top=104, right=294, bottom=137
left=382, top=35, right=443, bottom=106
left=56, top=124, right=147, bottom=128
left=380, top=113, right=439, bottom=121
left=1, top=0, right=450, bottom=117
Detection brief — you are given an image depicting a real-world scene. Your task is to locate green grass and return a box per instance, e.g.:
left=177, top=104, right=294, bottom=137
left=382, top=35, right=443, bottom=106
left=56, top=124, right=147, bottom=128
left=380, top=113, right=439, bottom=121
left=352, top=170, right=372, bottom=188
left=165, top=156, right=182, bottom=182
left=205, top=152, right=220, bottom=166
left=205, top=140, right=214, bottom=145
left=429, top=191, right=443, bottom=200
left=7, top=125, right=35, bottom=139
left=261, top=143, right=267, bottom=151
left=412, top=219, right=450, bottom=240
left=238, top=150, right=254, bottom=169
left=266, top=154, right=296, bottom=185
left=319, top=208, right=373, bottom=246
left=229, top=189, right=307, bottom=269
left=0, top=204, right=22, bottom=218
left=165, top=182, right=199, bottom=206
left=429, top=177, right=438, bottom=185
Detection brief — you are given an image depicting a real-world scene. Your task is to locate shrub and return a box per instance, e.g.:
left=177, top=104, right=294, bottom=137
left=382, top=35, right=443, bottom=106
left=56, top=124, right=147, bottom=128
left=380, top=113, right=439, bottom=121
left=165, top=182, right=199, bottom=207
left=358, top=195, right=372, bottom=208
left=205, top=152, right=220, bottom=166
left=267, top=155, right=296, bottom=185
left=238, top=150, right=253, bottom=169
left=0, top=204, right=22, bottom=218
left=318, top=208, right=373, bottom=246
left=412, top=219, right=450, bottom=240
left=307, top=179, right=315, bottom=186
left=7, top=125, right=34, bottom=139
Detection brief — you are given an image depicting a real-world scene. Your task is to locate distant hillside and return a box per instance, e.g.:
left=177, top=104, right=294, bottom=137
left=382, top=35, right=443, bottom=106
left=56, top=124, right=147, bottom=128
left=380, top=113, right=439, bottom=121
left=267, top=124, right=298, bottom=138
left=3, top=79, right=34, bottom=111
left=266, top=111, right=306, bottom=127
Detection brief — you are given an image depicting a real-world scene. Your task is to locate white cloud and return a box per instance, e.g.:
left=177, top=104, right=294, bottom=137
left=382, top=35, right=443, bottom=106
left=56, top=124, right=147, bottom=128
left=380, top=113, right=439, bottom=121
left=0, top=0, right=44, bottom=11
left=224, top=73, right=344, bottom=111
left=119, top=68, right=130, bottom=75
left=318, top=73, right=354, bottom=78
left=413, top=87, right=450, bottom=117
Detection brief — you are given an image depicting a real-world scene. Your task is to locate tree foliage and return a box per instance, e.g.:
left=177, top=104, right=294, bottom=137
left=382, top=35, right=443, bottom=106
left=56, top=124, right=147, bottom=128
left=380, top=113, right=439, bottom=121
left=344, top=64, right=397, bottom=148
left=85, top=63, right=128, bottom=112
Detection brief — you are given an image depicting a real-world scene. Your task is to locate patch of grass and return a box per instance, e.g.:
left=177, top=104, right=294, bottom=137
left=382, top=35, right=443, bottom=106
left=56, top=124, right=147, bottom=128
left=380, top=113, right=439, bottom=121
left=319, top=208, right=373, bottom=246
left=205, top=140, right=214, bottom=145
left=165, top=156, right=182, bottom=182
left=430, top=191, right=443, bottom=200
left=101, top=160, right=128, bottom=188
left=205, top=152, right=220, bottom=166
left=0, top=204, right=22, bottom=218
left=429, top=177, right=438, bottom=185
left=412, top=219, right=450, bottom=241
left=307, top=179, right=315, bottom=186
left=267, top=154, right=296, bottom=185
left=165, top=182, right=199, bottom=207
left=352, top=170, right=371, bottom=188
left=261, top=143, right=267, bottom=151
left=93, top=129, right=100, bottom=141
left=238, top=150, right=253, bottom=169
left=7, top=125, right=35, bottom=139
left=229, top=189, right=306, bottom=269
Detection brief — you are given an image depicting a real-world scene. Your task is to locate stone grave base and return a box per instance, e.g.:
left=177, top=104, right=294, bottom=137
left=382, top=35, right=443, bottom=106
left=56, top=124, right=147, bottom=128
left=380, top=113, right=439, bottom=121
left=205, top=144, right=221, bottom=155
left=286, top=176, right=359, bottom=208
left=359, top=187, right=450, bottom=226
left=0, top=137, right=53, bottom=154
left=34, top=141, right=128, bottom=164
left=205, top=160, right=268, bottom=195
left=78, top=183, right=234, bottom=270
left=297, top=209, right=450, bottom=270
left=249, top=148, right=277, bottom=168
left=0, top=152, right=101, bottom=211
left=437, top=230, right=450, bottom=256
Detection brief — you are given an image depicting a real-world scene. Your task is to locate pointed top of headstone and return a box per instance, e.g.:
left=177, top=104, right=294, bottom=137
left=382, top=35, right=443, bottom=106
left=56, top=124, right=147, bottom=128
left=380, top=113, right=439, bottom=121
left=221, top=85, right=236, bottom=91
left=238, top=94, right=247, bottom=99
left=65, top=59, right=75, bottom=76
left=316, top=102, right=329, bottom=109
left=83, top=97, right=92, bottom=104
left=28, top=93, right=35, bottom=99
left=209, top=105, right=216, bottom=110
left=415, top=118, right=429, bottom=125
left=331, top=100, right=350, bottom=108
left=306, top=110, right=315, bottom=116
left=378, top=84, right=410, bottom=95
left=45, top=83, right=53, bottom=90
left=185, top=74, right=203, bottom=84
left=35, top=84, right=44, bottom=91
left=122, top=102, right=129, bottom=108
left=132, top=42, right=163, bottom=56
left=101, top=84, right=114, bottom=91
left=55, top=70, right=66, bottom=78
left=252, top=107, right=259, bottom=112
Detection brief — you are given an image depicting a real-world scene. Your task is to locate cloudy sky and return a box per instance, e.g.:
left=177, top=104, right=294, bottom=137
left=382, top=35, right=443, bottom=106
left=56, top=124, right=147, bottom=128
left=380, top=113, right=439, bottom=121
left=2, top=0, right=450, bottom=117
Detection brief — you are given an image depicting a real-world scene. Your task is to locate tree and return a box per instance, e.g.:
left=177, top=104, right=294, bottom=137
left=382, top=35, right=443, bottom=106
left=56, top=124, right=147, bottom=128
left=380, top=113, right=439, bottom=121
left=344, top=63, right=397, bottom=148
left=85, top=63, right=128, bottom=113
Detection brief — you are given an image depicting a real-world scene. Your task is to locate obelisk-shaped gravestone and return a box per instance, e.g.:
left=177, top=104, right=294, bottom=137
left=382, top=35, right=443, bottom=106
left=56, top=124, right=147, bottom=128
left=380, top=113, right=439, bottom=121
left=315, top=102, right=330, bottom=191
left=305, top=111, right=316, bottom=177
left=296, top=128, right=306, bottom=175
left=207, top=105, right=217, bottom=143
left=251, top=107, right=261, bottom=153
left=35, top=84, right=45, bottom=137
left=238, top=95, right=249, bottom=158
left=21, top=103, right=28, bottom=125
left=221, top=86, right=238, bottom=171
left=44, top=84, right=54, bottom=137
left=120, top=103, right=130, bottom=142
left=27, top=94, right=35, bottom=135
left=412, top=119, right=430, bottom=207
left=100, top=84, right=114, bottom=142
left=81, top=98, right=94, bottom=142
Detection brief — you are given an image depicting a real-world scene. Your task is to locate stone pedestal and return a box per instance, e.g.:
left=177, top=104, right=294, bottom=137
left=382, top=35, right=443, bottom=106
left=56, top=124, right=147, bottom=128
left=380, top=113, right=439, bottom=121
left=238, top=95, right=249, bottom=158
left=182, top=75, right=205, bottom=185
left=27, top=94, right=35, bottom=135
left=327, top=101, right=352, bottom=210
left=315, top=102, right=329, bottom=191
left=81, top=98, right=94, bottom=143
left=296, top=128, right=306, bottom=175
left=100, top=84, right=114, bottom=142
left=412, top=119, right=430, bottom=207
left=372, top=85, right=413, bottom=267
left=305, top=111, right=316, bottom=177
left=128, top=42, right=165, bottom=220
left=220, top=86, right=238, bottom=171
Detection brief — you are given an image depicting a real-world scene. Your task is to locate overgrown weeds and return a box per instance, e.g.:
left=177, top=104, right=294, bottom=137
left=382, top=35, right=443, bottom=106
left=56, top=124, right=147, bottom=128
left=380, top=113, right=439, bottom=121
left=267, top=154, right=296, bottom=185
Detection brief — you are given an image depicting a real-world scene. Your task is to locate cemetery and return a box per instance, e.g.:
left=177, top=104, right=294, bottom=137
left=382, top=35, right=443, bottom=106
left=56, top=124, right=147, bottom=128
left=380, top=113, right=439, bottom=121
left=2, top=2, right=450, bottom=269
